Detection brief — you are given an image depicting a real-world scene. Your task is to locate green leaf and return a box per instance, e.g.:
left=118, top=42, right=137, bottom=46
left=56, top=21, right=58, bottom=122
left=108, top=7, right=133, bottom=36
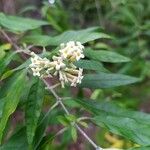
left=65, top=114, right=76, bottom=122
left=57, top=116, right=70, bottom=126
left=80, top=73, right=140, bottom=89
left=25, top=78, right=45, bottom=146
left=0, top=52, right=16, bottom=77
left=0, top=98, right=5, bottom=118
left=0, top=13, right=48, bottom=33
left=33, top=110, right=57, bottom=149
left=23, top=27, right=111, bottom=46
left=84, top=48, right=130, bottom=63
left=71, top=127, right=77, bottom=142
left=1, top=70, right=14, bottom=80
left=94, top=116, right=150, bottom=146
left=0, top=69, right=27, bottom=99
left=129, top=146, right=150, bottom=150
left=74, top=60, right=108, bottom=72
left=0, top=128, right=28, bottom=150
left=0, top=70, right=27, bottom=143
left=1, top=59, right=30, bottom=80
left=0, top=43, right=11, bottom=60
left=36, top=133, right=55, bottom=150
left=75, top=99, right=150, bottom=146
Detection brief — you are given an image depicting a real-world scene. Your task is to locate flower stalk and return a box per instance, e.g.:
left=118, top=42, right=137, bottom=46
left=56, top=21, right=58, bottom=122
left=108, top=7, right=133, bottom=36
left=43, top=78, right=103, bottom=150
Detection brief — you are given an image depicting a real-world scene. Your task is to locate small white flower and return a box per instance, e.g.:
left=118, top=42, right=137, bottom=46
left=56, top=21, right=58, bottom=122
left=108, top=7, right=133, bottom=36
left=52, top=56, right=66, bottom=70
left=29, top=41, right=84, bottom=88
left=33, top=71, right=40, bottom=77
left=63, top=67, right=83, bottom=87
left=59, top=41, right=85, bottom=62
left=76, top=68, right=83, bottom=84
left=60, top=43, right=65, bottom=48
left=76, top=41, right=84, bottom=49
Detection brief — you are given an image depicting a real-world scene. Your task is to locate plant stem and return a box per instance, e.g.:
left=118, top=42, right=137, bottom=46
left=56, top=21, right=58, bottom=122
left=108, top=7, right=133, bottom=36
left=43, top=79, right=102, bottom=150
left=39, top=101, right=59, bottom=124
left=1, top=30, right=103, bottom=150
left=0, top=29, right=19, bottom=50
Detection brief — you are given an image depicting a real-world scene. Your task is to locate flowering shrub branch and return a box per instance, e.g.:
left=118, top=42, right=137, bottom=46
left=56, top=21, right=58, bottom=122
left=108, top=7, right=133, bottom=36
left=0, top=29, right=104, bottom=150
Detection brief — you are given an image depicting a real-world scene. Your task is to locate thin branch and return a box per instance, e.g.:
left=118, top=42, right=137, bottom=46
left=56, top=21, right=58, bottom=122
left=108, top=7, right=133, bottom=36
left=76, top=124, right=98, bottom=149
left=0, top=29, right=29, bottom=60
left=77, top=116, right=92, bottom=122
left=55, top=127, right=68, bottom=137
left=43, top=78, right=102, bottom=150
left=0, top=29, right=19, bottom=50
left=39, top=101, right=59, bottom=124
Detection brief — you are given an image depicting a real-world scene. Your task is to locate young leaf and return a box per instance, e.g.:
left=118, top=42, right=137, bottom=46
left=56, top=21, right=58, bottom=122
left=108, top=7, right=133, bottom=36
left=71, top=127, right=77, bottom=142
left=25, top=78, right=45, bottom=146
left=84, top=48, right=130, bottom=63
left=80, top=73, right=140, bottom=89
left=57, top=116, right=70, bottom=126
left=0, top=70, right=27, bottom=143
left=23, top=27, right=111, bottom=46
left=0, top=43, right=11, bottom=60
left=0, top=13, right=48, bottom=33
left=65, top=114, right=77, bottom=122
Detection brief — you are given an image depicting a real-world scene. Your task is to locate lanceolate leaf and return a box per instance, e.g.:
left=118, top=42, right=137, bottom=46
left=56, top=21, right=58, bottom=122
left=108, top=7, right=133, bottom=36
left=94, top=116, right=150, bottom=146
left=25, top=78, right=45, bottom=146
left=0, top=52, right=16, bottom=77
left=75, top=99, right=150, bottom=146
left=84, top=48, right=130, bottom=63
left=74, top=60, right=108, bottom=72
left=0, top=13, right=48, bottom=33
left=33, top=110, right=58, bottom=149
left=23, top=27, right=111, bottom=46
left=0, top=70, right=27, bottom=143
left=80, top=73, right=140, bottom=89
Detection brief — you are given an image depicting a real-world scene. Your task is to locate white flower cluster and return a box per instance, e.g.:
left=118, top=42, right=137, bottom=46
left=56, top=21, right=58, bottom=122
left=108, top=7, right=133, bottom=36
left=59, top=41, right=84, bottom=61
left=29, top=41, right=84, bottom=88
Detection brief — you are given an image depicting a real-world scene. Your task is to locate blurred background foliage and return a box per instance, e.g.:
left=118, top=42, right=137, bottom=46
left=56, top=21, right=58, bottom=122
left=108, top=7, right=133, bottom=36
left=0, top=0, right=150, bottom=150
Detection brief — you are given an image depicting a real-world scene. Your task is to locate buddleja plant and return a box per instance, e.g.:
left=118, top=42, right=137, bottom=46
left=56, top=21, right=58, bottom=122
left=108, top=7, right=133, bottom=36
left=0, top=11, right=150, bottom=150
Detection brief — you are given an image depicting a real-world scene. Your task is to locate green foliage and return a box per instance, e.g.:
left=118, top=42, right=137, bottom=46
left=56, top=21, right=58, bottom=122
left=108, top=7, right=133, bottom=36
left=25, top=78, right=45, bottom=147
left=0, top=128, right=28, bottom=150
left=75, top=99, right=150, bottom=146
left=75, top=60, right=108, bottom=72
left=81, top=73, right=140, bottom=89
left=0, top=52, right=16, bottom=77
left=0, top=0, right=149, bottom=149
left=0, top=13, right=48, bottom=33
left=85, top=48, right=131, bottom=63
left=23, top=27, right=111, bottom=46
left=0, top=70, right=27, bottom=143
